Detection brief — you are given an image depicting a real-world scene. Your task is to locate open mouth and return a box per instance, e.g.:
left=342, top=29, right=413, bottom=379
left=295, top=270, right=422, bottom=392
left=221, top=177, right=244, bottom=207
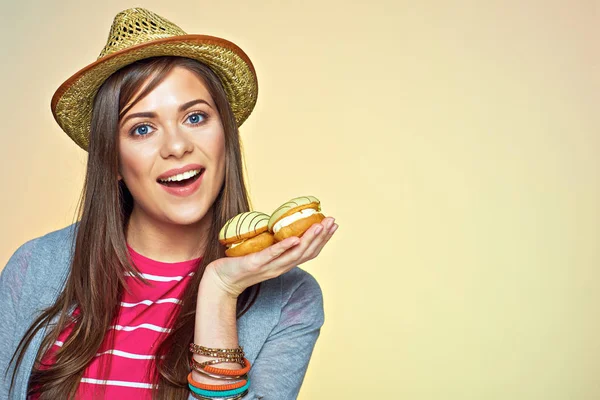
left=157, top=168, right=205, bottom=188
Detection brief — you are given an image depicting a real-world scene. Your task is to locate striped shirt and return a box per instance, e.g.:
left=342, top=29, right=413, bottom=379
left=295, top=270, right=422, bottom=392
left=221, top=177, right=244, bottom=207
left=32, top=244, right=201, bottom=399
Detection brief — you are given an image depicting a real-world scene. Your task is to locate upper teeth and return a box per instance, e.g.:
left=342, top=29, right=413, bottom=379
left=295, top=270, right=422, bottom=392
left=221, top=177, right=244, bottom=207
left=159, top=169, right=201, bottom=182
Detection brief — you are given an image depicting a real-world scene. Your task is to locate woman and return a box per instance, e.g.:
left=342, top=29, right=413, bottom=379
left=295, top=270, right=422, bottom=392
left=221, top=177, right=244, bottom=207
left=0, top=8, right=337, bottom=400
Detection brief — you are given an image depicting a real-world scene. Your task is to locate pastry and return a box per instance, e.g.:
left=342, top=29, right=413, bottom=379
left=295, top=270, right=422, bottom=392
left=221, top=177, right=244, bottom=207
left=219, top=211, right=275, bottom=257
left=268, top=196, right=325, bottom=242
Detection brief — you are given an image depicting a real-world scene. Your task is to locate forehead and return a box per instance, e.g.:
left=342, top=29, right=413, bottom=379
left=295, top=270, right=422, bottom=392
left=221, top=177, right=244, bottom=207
left=124, top=66, right=214, bottom=112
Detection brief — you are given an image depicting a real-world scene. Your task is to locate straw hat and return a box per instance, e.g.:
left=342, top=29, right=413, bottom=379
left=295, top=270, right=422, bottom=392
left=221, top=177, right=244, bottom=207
left=51, top=7, right=258, bottom=151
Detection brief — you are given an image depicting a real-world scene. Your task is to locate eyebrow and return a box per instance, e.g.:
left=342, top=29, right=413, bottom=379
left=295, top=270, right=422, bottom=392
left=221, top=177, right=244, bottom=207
left=119, top=99, right=212, bottom=127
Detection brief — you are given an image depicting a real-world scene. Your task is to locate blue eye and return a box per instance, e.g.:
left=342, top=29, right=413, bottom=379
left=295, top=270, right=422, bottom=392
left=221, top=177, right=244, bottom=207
left=131, top=124, right=154, bottom=137
left=187, top=112, right=206, bottom=125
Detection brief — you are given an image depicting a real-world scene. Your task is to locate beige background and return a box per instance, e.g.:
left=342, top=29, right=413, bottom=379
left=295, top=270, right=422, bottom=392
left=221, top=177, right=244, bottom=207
left=1, top=1, right=598, bottom=399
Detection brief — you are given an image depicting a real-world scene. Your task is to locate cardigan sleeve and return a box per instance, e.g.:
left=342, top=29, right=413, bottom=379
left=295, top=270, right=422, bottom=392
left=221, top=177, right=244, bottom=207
left=0, top=239, right=37, bottom=399
left=246, top=268, right=325, bottom=399
left=188, top=268, right=325, bottom=400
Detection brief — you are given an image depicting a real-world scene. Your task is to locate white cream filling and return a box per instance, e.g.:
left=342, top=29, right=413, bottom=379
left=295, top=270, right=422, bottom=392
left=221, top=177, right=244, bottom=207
left=227, top=241, right=243, bottom=249
left=273, top=209, right=319, bottom=233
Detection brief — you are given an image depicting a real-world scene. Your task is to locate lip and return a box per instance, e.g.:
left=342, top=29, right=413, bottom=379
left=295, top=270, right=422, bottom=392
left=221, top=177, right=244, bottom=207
left=158, top=169, right=204, bottom=197
left=157, top=163, right=205, bottom=181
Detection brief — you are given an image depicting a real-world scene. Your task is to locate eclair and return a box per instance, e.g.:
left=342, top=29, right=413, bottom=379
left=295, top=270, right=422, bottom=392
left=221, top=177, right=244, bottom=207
left=219, top=211, right=275, bottom=257
left=268, top=196, right=325, bottom=242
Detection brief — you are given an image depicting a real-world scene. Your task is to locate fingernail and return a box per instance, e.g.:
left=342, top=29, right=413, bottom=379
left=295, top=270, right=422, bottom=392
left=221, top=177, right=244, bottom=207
left=330, top=224, right=338, bottom=233
left=314, top=226, right=323, bottom=235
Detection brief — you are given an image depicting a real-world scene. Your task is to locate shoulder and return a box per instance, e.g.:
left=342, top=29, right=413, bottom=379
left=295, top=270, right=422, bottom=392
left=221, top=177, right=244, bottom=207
left=2, top=222, right=79, bottom=280
left=279, top=267, right=323, bottom=303
left=31, top=222, right=79, bottom=253
left=240, top=266, right=325, bottom=331
left=1, top=222, right=79, bottom=311
left=277, top=266, right=325, bottom=328
left=10, top=222, right=78, bottom=256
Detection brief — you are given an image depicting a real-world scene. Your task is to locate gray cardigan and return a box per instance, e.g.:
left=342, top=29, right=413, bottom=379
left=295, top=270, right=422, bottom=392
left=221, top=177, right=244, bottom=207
left=0, top=223, right=324, bottom=400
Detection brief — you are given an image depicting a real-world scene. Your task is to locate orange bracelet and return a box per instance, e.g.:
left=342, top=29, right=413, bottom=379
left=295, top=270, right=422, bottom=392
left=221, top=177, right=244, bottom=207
left=187, top=372, right=247, bottom=391
left=202, top=357, right=251, bottom=376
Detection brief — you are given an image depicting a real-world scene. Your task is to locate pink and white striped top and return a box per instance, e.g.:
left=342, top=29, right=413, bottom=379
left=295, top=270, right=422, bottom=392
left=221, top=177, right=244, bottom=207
left=32, top=244, right=201, bottom=399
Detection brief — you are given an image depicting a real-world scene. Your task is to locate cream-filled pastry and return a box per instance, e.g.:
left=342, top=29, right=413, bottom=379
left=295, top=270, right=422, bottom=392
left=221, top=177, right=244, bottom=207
left=268, top=196, right=325, bottom=241
left=219, top=211, right=275, bottom=257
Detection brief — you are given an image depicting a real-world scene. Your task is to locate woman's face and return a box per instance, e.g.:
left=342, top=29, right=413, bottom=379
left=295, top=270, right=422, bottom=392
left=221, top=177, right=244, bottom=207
left=118, top=66, right=226, bottom=226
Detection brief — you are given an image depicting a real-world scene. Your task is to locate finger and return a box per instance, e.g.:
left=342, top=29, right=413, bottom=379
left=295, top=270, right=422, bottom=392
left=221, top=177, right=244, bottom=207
left=302, top=222, right=337, bottom=261
left=267, top=220, right=332, bottom=270
left=248, top=236, right=300, bottom=269
left=320, top=217, right=336, bottom=233
left=306, top=217, right=334, bottom=240
left=299, top=220, right=333, bottom=259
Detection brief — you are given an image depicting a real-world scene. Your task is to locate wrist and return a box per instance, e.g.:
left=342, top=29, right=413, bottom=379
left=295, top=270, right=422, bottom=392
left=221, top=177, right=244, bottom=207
left=200, top=266, right=241, bottom=301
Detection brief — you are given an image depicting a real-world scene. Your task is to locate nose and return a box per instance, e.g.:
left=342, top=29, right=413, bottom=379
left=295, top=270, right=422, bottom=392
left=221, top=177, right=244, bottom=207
left=159, top=123, right=194, bottom=159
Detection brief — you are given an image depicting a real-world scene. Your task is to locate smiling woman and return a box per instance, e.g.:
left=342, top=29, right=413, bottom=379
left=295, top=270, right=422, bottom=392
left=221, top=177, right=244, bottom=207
left=115, top=62, right=227, bottom=226
left=0, top=7, right=337, bottom=400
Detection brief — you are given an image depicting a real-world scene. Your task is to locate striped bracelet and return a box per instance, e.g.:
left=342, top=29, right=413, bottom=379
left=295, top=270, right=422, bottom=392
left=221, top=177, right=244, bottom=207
left=187, top=372, right=247, bottom=391
left=190, top=364, right=249, bottom=381
left=203, top=358, right=251, bottom=376
left=189, top=389, right=249, bottom=400
left=188, top=380, right=251, bottom=397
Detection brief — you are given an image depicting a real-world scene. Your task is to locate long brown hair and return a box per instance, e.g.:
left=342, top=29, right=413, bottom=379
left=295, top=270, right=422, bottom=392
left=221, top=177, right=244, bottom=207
left=8, top=56, right=260, bottom=399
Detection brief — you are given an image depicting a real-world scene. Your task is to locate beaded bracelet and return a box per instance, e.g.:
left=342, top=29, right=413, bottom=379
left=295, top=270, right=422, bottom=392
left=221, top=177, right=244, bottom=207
left=191, top=356, right=245, bottom=369
left=188, top=381, right=250, bottom=397
left=189, top=389, right=248, bottom=400
left=187, top=372, right=247, bottom=391
left=193, top=352, right=245, bottom=360
left=190, top=343, right=244, bottom=356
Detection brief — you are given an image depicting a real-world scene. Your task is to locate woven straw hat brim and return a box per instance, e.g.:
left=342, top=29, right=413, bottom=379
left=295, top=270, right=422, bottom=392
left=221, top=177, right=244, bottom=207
left=51, top=34, right=258, bottom=151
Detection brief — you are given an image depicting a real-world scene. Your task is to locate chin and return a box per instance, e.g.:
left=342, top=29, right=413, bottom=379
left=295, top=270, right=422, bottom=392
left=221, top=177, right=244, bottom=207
left=166, top=212, right=208, bottom=227
left=164, top=205, right=212, bottom=226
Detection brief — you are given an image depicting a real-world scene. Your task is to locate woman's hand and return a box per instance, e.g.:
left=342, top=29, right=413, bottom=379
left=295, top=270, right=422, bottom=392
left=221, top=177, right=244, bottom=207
left=203, top=217, right=338, bottom=298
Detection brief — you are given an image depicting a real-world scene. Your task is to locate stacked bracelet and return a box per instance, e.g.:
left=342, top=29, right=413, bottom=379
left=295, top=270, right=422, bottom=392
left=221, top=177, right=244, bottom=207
left=189, top=344, right=245, bottom=357
left=189, top=381, right=251, bottom=398
left=187, top=373, right=247, bottom=390
left=189, top=390, right=249, bottom=400
left=191, top=367, right=248, bottom=381
left=188, top=343, right=252, bottom=399
left=197, top=358, right=251, bottom=376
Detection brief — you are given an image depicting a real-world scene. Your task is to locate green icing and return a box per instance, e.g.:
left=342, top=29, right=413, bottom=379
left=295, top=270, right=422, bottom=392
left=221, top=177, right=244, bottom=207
left=268, top=196, right=321, bottom=230
left=219, top=211, right=270, bottom=241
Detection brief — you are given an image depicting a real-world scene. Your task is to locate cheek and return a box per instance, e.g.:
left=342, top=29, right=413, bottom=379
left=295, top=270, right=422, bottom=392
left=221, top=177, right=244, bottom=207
left=217, top=138, right=226, bottom=167
left=118, top=145, right=151, bottom=183
left=206, top=130, right=226, bottom=168
left=203, top=133, right=226, bottom=193
left=215, top=136, right=226, bottom=180
left=119, top=151, right=136, bottom=180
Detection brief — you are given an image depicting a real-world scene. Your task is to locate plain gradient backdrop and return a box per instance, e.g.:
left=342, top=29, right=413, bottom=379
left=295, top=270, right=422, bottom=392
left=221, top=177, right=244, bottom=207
left=1, top=1, right=598, bottom=399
